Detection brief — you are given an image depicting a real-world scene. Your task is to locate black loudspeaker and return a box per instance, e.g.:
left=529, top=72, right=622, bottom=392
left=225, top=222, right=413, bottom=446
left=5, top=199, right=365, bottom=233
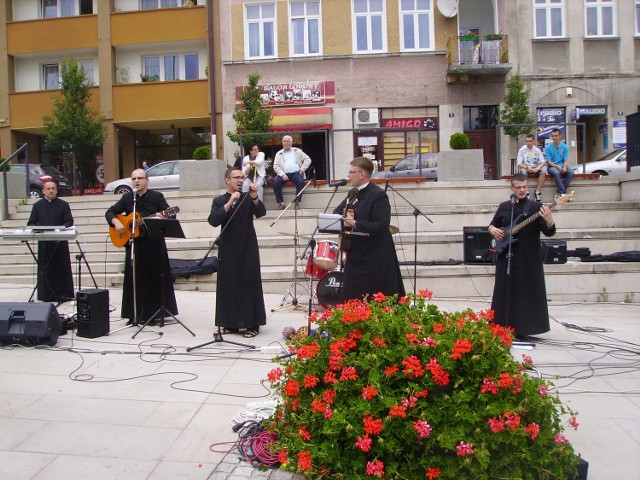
left=541, top=240, right=567, bottom=264
left=76, top=289, right=110, bottom=338
left=0, top=302, right=61, bottom=346
left=463, top=226, right=495, bottom=264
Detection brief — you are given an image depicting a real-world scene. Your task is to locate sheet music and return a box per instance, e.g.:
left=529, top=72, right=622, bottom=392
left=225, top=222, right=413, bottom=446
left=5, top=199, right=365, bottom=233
left=318, top=213, right=343, bottom=233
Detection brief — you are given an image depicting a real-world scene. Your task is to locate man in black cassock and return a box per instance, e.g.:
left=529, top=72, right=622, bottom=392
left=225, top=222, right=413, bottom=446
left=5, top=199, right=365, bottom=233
left=333, top=157, right=405, bottom=302
left=105, top=169, right=178, bottom=326
left=27, top=181, right=74, bottom=302
left=208, top=167, right=266, bottom=338
left=488, top=173, right=556, bottom=339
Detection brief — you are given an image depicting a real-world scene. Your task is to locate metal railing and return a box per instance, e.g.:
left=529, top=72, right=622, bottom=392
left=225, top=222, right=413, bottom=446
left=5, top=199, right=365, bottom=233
left=446, top=35, right=509, bottom=66
left=1, top=144, right=29, bottom=221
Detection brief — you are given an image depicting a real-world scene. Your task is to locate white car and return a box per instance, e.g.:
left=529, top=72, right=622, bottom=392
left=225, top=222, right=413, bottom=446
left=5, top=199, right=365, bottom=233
left=371, top=154, right=438, bottom=181
left=103, top=160, right=183, bottom=195
left=572, top=149, right=629, bottom=176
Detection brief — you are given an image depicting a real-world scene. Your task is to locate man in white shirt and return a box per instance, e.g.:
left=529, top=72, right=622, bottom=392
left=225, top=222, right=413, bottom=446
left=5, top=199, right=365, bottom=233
left=272, top=135, right=312, bottom=210
left=516, top=133, right=546, bottom=202
left=242, top=143, right=266, bottom=203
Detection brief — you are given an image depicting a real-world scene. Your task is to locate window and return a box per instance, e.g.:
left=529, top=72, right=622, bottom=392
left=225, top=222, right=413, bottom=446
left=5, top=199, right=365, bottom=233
left=290, top=1, right=321, bottom=56
left=400, top=0, right=434, bottom=51
left=533, top=0, right=565, bottom=38
left=585, top=0, right=615, bottom=37
left=141, top=0, right=186, bottom=9
left=245, top=3, right=276, bottom=59
left=43, top=64, right=60, bottom=90
left=42, top=0, right=92, bottom=17
left=79, top=60, right=94, bottom=83
left=463, top=106, right=499, bottom=131
left=353, top=0, right=387, bottom=53
left=142, top=54, right=199, bottom=81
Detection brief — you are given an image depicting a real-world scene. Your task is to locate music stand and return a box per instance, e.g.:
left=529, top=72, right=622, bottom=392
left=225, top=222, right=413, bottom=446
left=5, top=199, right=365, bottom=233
left=132, top=217, right=195, bottom=338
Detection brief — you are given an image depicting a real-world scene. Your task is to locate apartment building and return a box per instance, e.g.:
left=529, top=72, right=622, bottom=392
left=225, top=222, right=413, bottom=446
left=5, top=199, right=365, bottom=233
left=0, top=0, right=211, bottom=191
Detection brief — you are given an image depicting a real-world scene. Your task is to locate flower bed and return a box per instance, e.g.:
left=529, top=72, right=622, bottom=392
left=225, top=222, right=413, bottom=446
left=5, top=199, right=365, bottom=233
left=266, top=291, right=579, bottom=479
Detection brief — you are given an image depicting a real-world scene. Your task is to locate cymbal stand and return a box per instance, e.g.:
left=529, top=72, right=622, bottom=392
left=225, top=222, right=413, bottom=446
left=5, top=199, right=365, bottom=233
left=269, top=179, right=314, bottom=311
left=384, top=180, right=433, bottom=297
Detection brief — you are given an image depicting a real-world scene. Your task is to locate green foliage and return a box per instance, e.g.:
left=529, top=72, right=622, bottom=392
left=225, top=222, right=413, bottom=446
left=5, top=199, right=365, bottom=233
left=596, top=288, right=609, bottom=303
left=499, top=72, right=536, bottom=145
left=449, top=132, right=470, bottom=150
left=193, top=146, right=211, bottom=160
left=267, top=292, right=579, bottom=479
left=0, top=157, right=7, bottom=171
left=226, top=71, right=273, bottom=148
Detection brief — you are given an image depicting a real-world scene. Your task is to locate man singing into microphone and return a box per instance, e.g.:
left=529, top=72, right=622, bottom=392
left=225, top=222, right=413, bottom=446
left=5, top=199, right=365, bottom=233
left=105, top=168, right=178, bottom=326
left=488, top=173, right=556, bottom=340
left=208, top=167, right=266, bottom=338
left=333, top=157, right=405, bottom=302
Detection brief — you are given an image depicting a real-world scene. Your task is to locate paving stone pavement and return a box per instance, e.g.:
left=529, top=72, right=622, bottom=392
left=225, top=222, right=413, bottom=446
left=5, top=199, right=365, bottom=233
left=207, top=452, right=303, bottom=479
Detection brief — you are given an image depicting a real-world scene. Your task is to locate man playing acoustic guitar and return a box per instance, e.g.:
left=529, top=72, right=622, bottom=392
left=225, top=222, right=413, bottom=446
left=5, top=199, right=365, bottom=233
left=488, top=173, right=556, bottom=341
left=105, top=168, right=178, bottom=326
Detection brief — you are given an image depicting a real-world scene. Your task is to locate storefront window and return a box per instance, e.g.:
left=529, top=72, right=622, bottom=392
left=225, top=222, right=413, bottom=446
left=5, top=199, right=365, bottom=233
left=135, top=127, right=210, bottom=164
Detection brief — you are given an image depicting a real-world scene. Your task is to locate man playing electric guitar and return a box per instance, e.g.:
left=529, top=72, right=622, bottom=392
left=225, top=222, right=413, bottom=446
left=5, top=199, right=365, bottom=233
left=333, top=157, right=405, bottom=302
left=105, top=168, right=178, bottom=326
left=488, top=173, right=556, bottom=341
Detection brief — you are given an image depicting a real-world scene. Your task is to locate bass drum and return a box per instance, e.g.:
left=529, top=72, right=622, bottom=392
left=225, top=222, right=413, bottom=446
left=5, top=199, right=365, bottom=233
left=316, top=271, right=343, bottom=309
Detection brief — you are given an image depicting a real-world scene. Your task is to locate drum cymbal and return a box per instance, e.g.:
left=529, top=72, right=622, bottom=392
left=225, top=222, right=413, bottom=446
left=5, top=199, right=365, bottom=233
left=389, top=225, right=400, bottom=235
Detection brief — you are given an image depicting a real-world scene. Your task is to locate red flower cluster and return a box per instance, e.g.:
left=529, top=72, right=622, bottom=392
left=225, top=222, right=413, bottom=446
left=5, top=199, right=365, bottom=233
left=355, top=434, right=372, bottom=452
left=298, top=425, right=312, bottom=441
left=365, top=459, right=385, bottom=477
left=456, top=441, right=474, bottom=456
left=297, top=341, right=320, bottom=360
left=340, top=299, right=373, bottom=323
left=297, top=451, right=312, bottom=471
left=372, top=292, right=386, bottom=302
left=284, top=380, right=300, bottom=398
left=362, top=385, right=378, bottom=400
left=525, top=422, right=540, bottom=440
left=425, top=467, right=441, bottom=479
left=413, top=419, right=432, bottom=438
left=426, top=358, right=450, bottom=386
left=323, top=388, right=336, bottom=404
left=486, top=322, right=512, bottom=346
left=418, top=289, right=434, bottom=299
left=389, top=405, right=407, bottom=418
left=267, top=367, right=284, bottom=385
left=481, top=373, right=523, bottom=394
left=402, top=355, right=425, bottom=379
left=303, top=374, right=319, bottom=388
left=363, top=415, right=384, bottom=435
left=371, top=337, right=387, bottom=348
left=384, top=364, right=399, bottom=377
left=340, top=366, right=359, bottom=381
left=450, top=338, right=473, bottom=360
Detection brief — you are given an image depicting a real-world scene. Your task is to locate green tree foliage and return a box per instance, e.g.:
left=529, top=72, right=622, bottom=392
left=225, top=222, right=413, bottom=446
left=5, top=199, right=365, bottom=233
left=500, top=72, right=535, bottom=147
left=193, top=145, right=211, bottom=160
left=226, top=71, right=273, bottom=148
left=43, top=58, right=107, bottom=191
left=449, top=132, right=470, bottom=150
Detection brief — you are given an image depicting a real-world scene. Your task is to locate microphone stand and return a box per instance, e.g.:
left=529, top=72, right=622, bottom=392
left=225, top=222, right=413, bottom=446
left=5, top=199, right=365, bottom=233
left=269, top=179, right=314, bottom=311
left=187, top=191, right=255, bottom=352
left=384, top=180, right=434, bottom=297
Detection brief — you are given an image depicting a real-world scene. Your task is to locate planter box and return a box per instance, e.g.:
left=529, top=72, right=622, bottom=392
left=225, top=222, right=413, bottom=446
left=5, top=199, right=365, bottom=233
left=179, top=159, right=228, bottom=191
left=437, top=150, right=484, bottom=182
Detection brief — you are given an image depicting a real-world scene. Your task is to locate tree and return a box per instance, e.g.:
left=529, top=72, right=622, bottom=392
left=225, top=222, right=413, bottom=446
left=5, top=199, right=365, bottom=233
left=226, top=71, right=273, bottom=149
left=499, top=71, right=536, bottom=149
left=43, top=58, right=107, bottom=194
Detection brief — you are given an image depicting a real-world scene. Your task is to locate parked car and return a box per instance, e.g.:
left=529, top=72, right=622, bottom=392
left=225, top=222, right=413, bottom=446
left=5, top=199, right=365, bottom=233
left=371, top=153, right=438, bottom=181
left=572, top=148, right=630, bottom=176
left=103, top=160, right=183, bottom=195
left=10, top=163, right=72, bottom=199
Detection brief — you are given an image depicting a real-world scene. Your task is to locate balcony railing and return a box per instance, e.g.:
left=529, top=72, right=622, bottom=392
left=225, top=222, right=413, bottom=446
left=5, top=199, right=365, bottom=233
left=446, top=34, right=509, bottom=67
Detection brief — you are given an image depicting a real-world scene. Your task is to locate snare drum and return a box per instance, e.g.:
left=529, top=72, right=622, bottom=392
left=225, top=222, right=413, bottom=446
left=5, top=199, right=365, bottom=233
left=316, top=271, right=344, bottom=308
left=314, top=240, right=339, bottom=270
left=305, top=256, right=328, bottom=279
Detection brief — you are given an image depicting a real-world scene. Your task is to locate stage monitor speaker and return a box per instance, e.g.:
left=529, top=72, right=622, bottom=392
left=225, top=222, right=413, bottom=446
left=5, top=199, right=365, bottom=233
left=0, top=302, right=61, bottom=346
left=76, top=289, right=110, bottom=338
left=463, top=226, right=495, bottom=264
left=541, top=240, right=567, bottom=264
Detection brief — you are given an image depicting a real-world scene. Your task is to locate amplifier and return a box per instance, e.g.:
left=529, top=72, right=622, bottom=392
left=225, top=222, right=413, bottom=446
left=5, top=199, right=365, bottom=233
left=463, top=226, right=495, bottom=264
left=0, top=302, right=61, bottom=346
left=76, top=289, right=110, bottom=338
left=541, top=240, right=567, bottom=264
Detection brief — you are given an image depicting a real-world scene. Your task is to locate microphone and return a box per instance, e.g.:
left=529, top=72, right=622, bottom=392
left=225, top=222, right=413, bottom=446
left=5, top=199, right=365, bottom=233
left=278, top=351, right=297, bottom=360
left=329, top=179, right=348, bottom=187
left=510, top=194, right=517, bottom=205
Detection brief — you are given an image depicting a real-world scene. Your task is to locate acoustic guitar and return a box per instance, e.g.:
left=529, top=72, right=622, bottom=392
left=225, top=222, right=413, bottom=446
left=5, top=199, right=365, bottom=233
left=338, top=188, right=359, bottom=252
left=490, top=197, right=569, bottom=256
left=109, top=206, right=179, bottom=248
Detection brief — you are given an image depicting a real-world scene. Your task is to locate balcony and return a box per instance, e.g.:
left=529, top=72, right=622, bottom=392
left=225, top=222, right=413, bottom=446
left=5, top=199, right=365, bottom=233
left=7, top=15, right=98, bottom=55
left=446, top=34, right=512, bottom=83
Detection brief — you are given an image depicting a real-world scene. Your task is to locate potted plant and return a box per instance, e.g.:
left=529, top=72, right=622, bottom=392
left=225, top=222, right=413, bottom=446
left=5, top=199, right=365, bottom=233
left=192, top=146, right=211, bottom=160
left=485, top=33, right=504, bottom=41
left=458, top=33, right=479, bottom=64
left=267, top=292, right=580, bottom=479
left=458, top=32, right=479, bottom=43
left=140, top=73, right=159, bottom=83
left=449, top=132, right=470, bottom=150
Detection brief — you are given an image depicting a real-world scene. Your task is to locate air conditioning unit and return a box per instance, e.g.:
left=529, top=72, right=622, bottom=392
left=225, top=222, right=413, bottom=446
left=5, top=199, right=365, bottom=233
left=355, top=108, right=379, bottom=126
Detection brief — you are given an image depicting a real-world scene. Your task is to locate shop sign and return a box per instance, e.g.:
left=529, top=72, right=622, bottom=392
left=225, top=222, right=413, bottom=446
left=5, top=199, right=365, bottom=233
left=236, top=81, right=335, bottom=107
left=536, top=107, right=565, bottom=123
left=380, top=117, right=438, bottom=130
left=573, top=106, right=607, bottom=119
left=612, top=120, right=626, bottom=148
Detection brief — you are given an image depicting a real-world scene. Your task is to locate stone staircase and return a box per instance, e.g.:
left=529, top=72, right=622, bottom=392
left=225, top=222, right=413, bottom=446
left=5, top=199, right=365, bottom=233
left=1, top=175, right=639, bottom=303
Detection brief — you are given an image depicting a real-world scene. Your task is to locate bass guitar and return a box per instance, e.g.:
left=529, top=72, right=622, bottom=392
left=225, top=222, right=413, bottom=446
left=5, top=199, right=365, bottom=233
left=490, top=197, right=568, bottom=256
left=109, top=206, right=179, bottom=248
left=338, top=188, right=359, bottom=252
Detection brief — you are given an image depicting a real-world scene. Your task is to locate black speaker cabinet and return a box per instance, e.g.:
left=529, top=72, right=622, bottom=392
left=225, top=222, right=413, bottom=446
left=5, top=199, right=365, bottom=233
left=0, top=302, right=61, bottom=346
left=541, top=240, right=567, bottom=264
left=463, top=226, right=495, bottom=264
left=76, top=289, right=110, bottom=338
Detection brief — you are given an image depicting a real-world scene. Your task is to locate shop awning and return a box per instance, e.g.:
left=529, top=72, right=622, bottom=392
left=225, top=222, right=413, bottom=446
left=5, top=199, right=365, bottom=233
left=270, top=106, right=333, bottom=131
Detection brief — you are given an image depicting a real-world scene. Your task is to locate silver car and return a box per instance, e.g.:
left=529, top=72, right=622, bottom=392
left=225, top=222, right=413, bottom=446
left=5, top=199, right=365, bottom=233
left=572, top=148, right=629, bottom=176
left=103, top=160, right=183, bottom=195
left=371, top=154, right=438, bottom=181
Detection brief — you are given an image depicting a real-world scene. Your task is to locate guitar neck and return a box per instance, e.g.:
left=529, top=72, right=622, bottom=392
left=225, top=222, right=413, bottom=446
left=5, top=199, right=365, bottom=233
left=511, top=202, right=555, bottom=236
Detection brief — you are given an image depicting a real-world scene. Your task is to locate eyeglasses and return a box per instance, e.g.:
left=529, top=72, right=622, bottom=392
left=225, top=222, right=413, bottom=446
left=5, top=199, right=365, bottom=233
left=131, top=177, right=147, bottom=181
left=230, top=176, right=244, bottom=180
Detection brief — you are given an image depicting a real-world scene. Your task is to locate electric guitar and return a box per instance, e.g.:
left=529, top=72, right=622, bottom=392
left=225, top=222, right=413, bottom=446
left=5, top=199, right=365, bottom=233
left=338, top=188, right=359, bottom=252
left=109, top=206, right=179, bottom=248
left=490, top=197, right=569, bottom=256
